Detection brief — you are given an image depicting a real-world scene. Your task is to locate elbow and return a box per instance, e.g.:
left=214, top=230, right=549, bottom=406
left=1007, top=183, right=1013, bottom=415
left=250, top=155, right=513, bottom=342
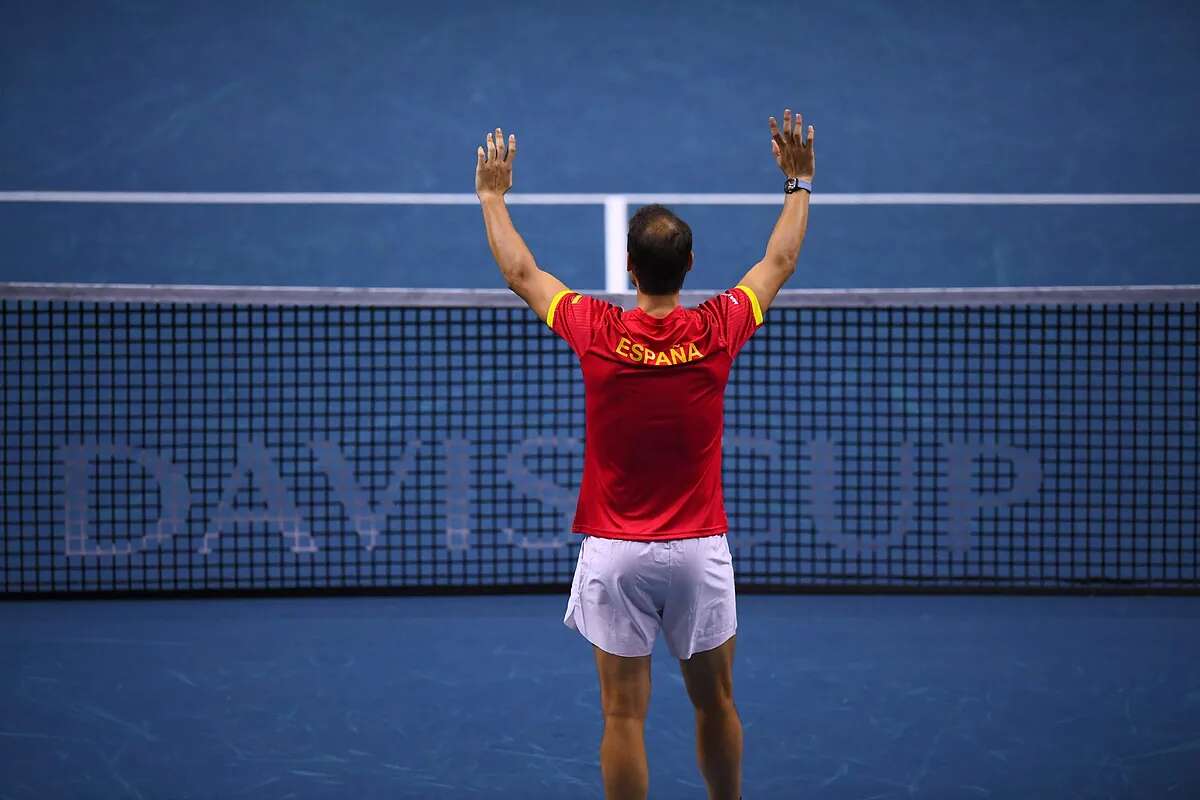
left=765, top=253, right=798, bottom=275
left=501, top=262, right=535, bottom=289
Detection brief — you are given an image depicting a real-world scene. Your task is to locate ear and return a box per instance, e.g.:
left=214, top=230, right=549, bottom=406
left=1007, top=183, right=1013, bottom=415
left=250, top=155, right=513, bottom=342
left=627, top=254, right=639, bottom=289
left=687, top=251, right=694, bottom=272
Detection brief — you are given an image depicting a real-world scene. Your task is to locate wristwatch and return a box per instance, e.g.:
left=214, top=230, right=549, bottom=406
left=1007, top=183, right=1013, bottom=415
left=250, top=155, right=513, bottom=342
left=785, top=177, right=812, bottom=194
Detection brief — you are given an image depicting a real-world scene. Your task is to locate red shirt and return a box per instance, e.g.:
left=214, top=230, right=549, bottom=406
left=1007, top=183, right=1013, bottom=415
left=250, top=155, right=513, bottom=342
left=547, top=285, right=764, bottom=541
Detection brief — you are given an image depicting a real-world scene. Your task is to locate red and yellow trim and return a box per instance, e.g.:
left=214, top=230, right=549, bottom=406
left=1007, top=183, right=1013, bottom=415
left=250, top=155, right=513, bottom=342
left=735, top=284, right=764, bottom=326
left=545, top=289, right=574, bottom=328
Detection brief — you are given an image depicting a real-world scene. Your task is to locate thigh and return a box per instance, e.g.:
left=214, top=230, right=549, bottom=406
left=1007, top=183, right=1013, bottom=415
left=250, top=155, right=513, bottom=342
left=678, top=634, right=736, bottom=711
left=594, top=646, right=652, bottom=719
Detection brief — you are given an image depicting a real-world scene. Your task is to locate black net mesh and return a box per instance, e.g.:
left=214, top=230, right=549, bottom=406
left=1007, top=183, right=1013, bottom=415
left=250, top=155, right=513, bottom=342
left=2, top=295, right=1197, bottom=595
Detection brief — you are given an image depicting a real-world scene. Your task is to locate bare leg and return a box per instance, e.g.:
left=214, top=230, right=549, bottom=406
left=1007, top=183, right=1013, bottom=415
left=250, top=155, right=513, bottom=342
left=593, top=646, right=652, bottom=800
left=679, top=635, right=742, bottom=800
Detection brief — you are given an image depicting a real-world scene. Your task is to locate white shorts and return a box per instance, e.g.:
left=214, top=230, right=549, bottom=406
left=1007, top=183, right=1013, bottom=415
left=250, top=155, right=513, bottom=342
left=563, top=533, right=737, bottom=660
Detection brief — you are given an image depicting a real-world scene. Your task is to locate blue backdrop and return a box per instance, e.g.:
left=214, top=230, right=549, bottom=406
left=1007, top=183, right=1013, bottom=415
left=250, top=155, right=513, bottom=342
left=2, top=0, right=1198, bottom=289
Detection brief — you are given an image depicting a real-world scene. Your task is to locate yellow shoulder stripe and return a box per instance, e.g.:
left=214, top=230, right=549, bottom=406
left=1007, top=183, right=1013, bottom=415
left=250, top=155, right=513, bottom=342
left=735, top=284, right=764, bottom=326
left=545, top=289, right=574, bottom=328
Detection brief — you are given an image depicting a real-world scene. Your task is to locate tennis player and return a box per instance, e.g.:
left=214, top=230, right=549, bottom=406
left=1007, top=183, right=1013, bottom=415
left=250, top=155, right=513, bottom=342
left=476, top=110, right=813, bottom=800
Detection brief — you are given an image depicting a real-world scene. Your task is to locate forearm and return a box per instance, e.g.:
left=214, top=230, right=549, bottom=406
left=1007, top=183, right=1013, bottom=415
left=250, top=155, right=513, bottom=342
left=762, top=191, right=810, bottom=270
left=735, top=109, right=814, bottom=309
left=479, top=195, right=537, bottom=286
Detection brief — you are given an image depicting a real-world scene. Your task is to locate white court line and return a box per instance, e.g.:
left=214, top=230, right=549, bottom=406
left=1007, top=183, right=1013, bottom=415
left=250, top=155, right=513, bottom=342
left=631, top=193, right=1200, bottom=205
left=4, top=191, right=1198, bottom=293
left=0, top=191, right=603, bottom=205
left=1, top=191, right=1200, bottom=205
left=603, top=197, right=630, bottom=292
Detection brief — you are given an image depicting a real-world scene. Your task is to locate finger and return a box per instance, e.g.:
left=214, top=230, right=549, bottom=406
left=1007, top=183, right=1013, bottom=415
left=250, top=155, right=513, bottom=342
left=486, top=132, right=496, bottom=162
left=771, top=139, right=781, bottom=158
left=807, top=124, right=815, bottom=149
left=768, top=116, right=785, bottom=148
left=506, top=133, right=516, bottom=162
left=477, top=146, right=485, bottom=168
left=495, top=127, right=505, bottom=160
left=792, top=113, right=804, bottom=143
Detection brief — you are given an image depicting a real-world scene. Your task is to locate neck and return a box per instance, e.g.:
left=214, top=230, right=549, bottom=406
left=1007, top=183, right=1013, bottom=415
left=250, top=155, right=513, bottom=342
left=635, top=290, right=681, bottom=318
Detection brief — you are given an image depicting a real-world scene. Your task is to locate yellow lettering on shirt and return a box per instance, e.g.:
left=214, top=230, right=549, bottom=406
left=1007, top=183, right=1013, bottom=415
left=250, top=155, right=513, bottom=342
left=612, top=338, right=707, bottom=366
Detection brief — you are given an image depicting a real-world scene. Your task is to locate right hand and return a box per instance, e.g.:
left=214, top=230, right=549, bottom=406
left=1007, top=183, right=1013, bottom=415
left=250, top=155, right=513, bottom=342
left=476, top=127, right=516, bottom=200
left=769, top=109, right=814, bottom=181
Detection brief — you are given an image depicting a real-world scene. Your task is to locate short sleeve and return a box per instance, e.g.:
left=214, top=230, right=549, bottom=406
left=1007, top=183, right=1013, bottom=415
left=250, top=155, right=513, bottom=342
left=546, top=290, right=608, bottom=358
left=699, top=284, right=765, bottom=357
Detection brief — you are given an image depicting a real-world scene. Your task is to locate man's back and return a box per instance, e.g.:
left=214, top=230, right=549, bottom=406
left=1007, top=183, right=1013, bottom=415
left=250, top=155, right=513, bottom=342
left=547, top=286, right=764, bottom=540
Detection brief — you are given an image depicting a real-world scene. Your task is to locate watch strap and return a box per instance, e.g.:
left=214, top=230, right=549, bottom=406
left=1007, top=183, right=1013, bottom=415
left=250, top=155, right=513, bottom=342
left=785, top=177, right=813, bottom=194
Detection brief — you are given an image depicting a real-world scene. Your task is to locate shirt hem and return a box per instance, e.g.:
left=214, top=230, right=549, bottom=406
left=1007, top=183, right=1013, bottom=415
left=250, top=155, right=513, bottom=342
left=571, top=524, right=728, bottom=541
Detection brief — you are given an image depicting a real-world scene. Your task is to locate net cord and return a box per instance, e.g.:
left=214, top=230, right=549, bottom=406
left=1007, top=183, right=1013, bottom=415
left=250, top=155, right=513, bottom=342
left=4, top=282, right=1200, bottom=308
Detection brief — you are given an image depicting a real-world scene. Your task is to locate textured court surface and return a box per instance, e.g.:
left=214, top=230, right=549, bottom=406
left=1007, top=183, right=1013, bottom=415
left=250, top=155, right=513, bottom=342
left=2, top=595, right=1199, bottom=799
left=2, top=0, right=1199, bottom=290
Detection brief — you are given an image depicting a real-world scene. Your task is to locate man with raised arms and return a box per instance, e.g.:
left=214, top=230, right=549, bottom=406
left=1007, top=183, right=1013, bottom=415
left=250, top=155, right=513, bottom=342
left=476, top=109, right=814, bottom=800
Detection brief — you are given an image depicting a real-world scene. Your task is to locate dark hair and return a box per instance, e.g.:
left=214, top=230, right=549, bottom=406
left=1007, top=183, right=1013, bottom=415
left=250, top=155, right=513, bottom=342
left=627, top=204, right=692, bottom=295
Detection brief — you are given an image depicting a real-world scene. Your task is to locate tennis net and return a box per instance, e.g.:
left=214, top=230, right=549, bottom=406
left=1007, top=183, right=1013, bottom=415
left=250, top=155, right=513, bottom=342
left=2, top=283, right=1197, bottom=596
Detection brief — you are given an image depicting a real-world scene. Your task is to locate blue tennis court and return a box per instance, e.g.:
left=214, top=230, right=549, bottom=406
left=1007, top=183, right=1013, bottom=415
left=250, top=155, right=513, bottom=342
left=2, top=0, right=1199, bottom=291
left=3, top=2, right=1199, bottom=798
left=4, top=596, right=1199, bottom=798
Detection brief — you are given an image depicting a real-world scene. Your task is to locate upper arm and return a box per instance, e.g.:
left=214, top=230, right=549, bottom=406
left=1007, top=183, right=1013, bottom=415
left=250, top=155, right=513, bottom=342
left=509, top=267, right=570, bottom=322
left=736, top=257, right=794, bottom=316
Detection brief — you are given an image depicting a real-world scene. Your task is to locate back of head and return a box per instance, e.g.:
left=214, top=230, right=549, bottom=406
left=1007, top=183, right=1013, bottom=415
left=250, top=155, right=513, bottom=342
left=627, top=204, right=693, bottom=295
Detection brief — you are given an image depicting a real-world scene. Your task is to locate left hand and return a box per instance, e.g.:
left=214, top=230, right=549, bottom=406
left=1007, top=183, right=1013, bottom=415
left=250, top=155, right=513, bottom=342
left=768, top=109, right=814, bottom=182
left=476, top=127, right=516, bottom=199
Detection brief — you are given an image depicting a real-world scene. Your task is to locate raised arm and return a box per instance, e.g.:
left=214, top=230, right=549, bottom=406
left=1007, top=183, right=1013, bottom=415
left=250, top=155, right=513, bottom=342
left=738, top=109, right=815, bottom=313
left=476, top=127, right=567, bottom=321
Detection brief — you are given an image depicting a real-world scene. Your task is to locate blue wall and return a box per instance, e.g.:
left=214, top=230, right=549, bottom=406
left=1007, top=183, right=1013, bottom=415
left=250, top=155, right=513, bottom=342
left=2, top=0, right=1198, bottom=289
